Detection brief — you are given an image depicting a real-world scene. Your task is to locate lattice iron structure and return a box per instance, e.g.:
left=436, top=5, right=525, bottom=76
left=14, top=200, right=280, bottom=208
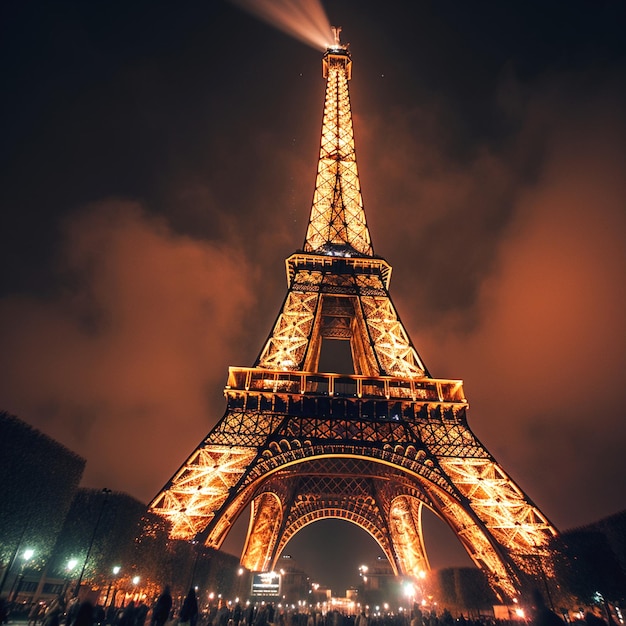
left=150, top=34, right=557, bottom=600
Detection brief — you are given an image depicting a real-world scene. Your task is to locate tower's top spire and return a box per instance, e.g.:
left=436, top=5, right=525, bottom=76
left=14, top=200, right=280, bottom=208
left=303, top=29, right=373, bottom=258
left=331, top=25, right=342, bottom=48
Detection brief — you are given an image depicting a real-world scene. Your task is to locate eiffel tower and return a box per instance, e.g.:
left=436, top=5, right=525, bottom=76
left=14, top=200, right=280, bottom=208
left=149, top=29, right=557, bottom=600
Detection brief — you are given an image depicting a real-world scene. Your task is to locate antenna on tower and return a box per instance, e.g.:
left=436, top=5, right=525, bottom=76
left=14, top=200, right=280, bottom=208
left=331, top=25, right=342, bottom=48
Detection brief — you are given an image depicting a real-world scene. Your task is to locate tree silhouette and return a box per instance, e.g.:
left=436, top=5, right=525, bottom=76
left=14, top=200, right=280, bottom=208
left=0, top=412, right=84, bottom=577
left=551, top=530, right=626, bottom=606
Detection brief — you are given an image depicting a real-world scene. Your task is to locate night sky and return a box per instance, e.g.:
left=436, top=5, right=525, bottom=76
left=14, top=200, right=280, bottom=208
left=1, top=0, right=626, bottom=594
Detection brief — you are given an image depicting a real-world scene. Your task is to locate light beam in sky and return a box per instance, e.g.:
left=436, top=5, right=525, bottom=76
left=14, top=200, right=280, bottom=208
left=229, top=0, right=334, bottom=51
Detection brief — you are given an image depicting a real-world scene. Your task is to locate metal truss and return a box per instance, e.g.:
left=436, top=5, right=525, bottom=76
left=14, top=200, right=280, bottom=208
left=256, top=257, right=427, bottom=378
left=359, top=292, right=427, bottom=377
left=149, top=444, right=258, bottom=539
left=304, top=47, right=372, bottom=257
left=149, top=37, right=557, bottom=602
left=256, top=290, right=320, bottom=370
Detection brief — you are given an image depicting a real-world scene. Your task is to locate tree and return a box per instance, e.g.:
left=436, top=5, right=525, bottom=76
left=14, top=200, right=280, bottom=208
left=49, top=488, right=149, bottom=595
left=0, top=412, right=85, bottom=585
left=430, top=568, right=497, bottom=616
left=551, top=530, right=626, bottom=606
left=132, top=511, right=173, bottom=598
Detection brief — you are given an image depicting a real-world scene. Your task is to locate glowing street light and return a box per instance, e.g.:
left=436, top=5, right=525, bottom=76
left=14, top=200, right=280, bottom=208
left=359, top=564, right=368, bottom=584
left=104, top=565, right=121, bottom=607
left=404, top=582, right=415, bottom=599
left=63, top=559, right=78, bottom=596
left=10, top=548, right=35, bottom=602
left=131, top=576, right=140, bottom=602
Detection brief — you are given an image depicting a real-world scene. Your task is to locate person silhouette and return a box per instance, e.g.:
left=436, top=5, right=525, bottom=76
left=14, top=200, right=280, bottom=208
left=530, top=589, right=564, bottom=626
left=179, top=589, right=198, bottom=626
left=150, top=586, right=172, bottom=626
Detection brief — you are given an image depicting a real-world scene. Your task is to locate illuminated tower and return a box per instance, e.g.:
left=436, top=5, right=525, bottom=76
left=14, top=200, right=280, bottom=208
left=149, top=31, right=557, bottom=600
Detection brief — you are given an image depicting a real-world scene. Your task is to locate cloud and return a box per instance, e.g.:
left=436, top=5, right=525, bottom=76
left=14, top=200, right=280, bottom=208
left=0, top=201, right=255, bottom=501
left=356, top=90, right=522, bottom=331
left=407, top=74, right=626, bottom=528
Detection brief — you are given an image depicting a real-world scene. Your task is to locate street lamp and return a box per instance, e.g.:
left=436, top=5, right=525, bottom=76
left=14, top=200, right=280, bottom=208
left=74, top=487, right=112, bottom=598
left=404, top=581, right=416, bottom=603
left=104, top=566, right=121, bottom=607
left=63, top=559, right=78, bottom=596
left=10, top=548, right=35, bottom=602
left=131, top=576, right=140, bottom=602
left=358, top=564, right=368, bottom=586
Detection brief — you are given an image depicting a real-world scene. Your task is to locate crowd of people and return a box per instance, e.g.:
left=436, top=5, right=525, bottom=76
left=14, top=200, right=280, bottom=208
left=0, top=588, right=617, bottom=626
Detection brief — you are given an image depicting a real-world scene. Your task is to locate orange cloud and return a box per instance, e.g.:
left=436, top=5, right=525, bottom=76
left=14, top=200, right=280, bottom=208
left=0, top=201, right=255, bottom=500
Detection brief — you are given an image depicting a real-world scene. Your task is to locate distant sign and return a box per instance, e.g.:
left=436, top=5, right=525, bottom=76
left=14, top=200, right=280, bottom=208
left=251, top=572, right=281, bottom=597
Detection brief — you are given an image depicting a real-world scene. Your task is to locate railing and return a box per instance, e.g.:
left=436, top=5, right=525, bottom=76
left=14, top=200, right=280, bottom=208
left=285, top=253, right=392, bottom=288
left=225, top=367, right=466, bottom=404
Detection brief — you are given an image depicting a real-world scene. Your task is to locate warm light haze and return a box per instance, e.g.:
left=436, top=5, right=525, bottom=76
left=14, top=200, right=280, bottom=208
left=229, top=0, right=335, bottom=50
